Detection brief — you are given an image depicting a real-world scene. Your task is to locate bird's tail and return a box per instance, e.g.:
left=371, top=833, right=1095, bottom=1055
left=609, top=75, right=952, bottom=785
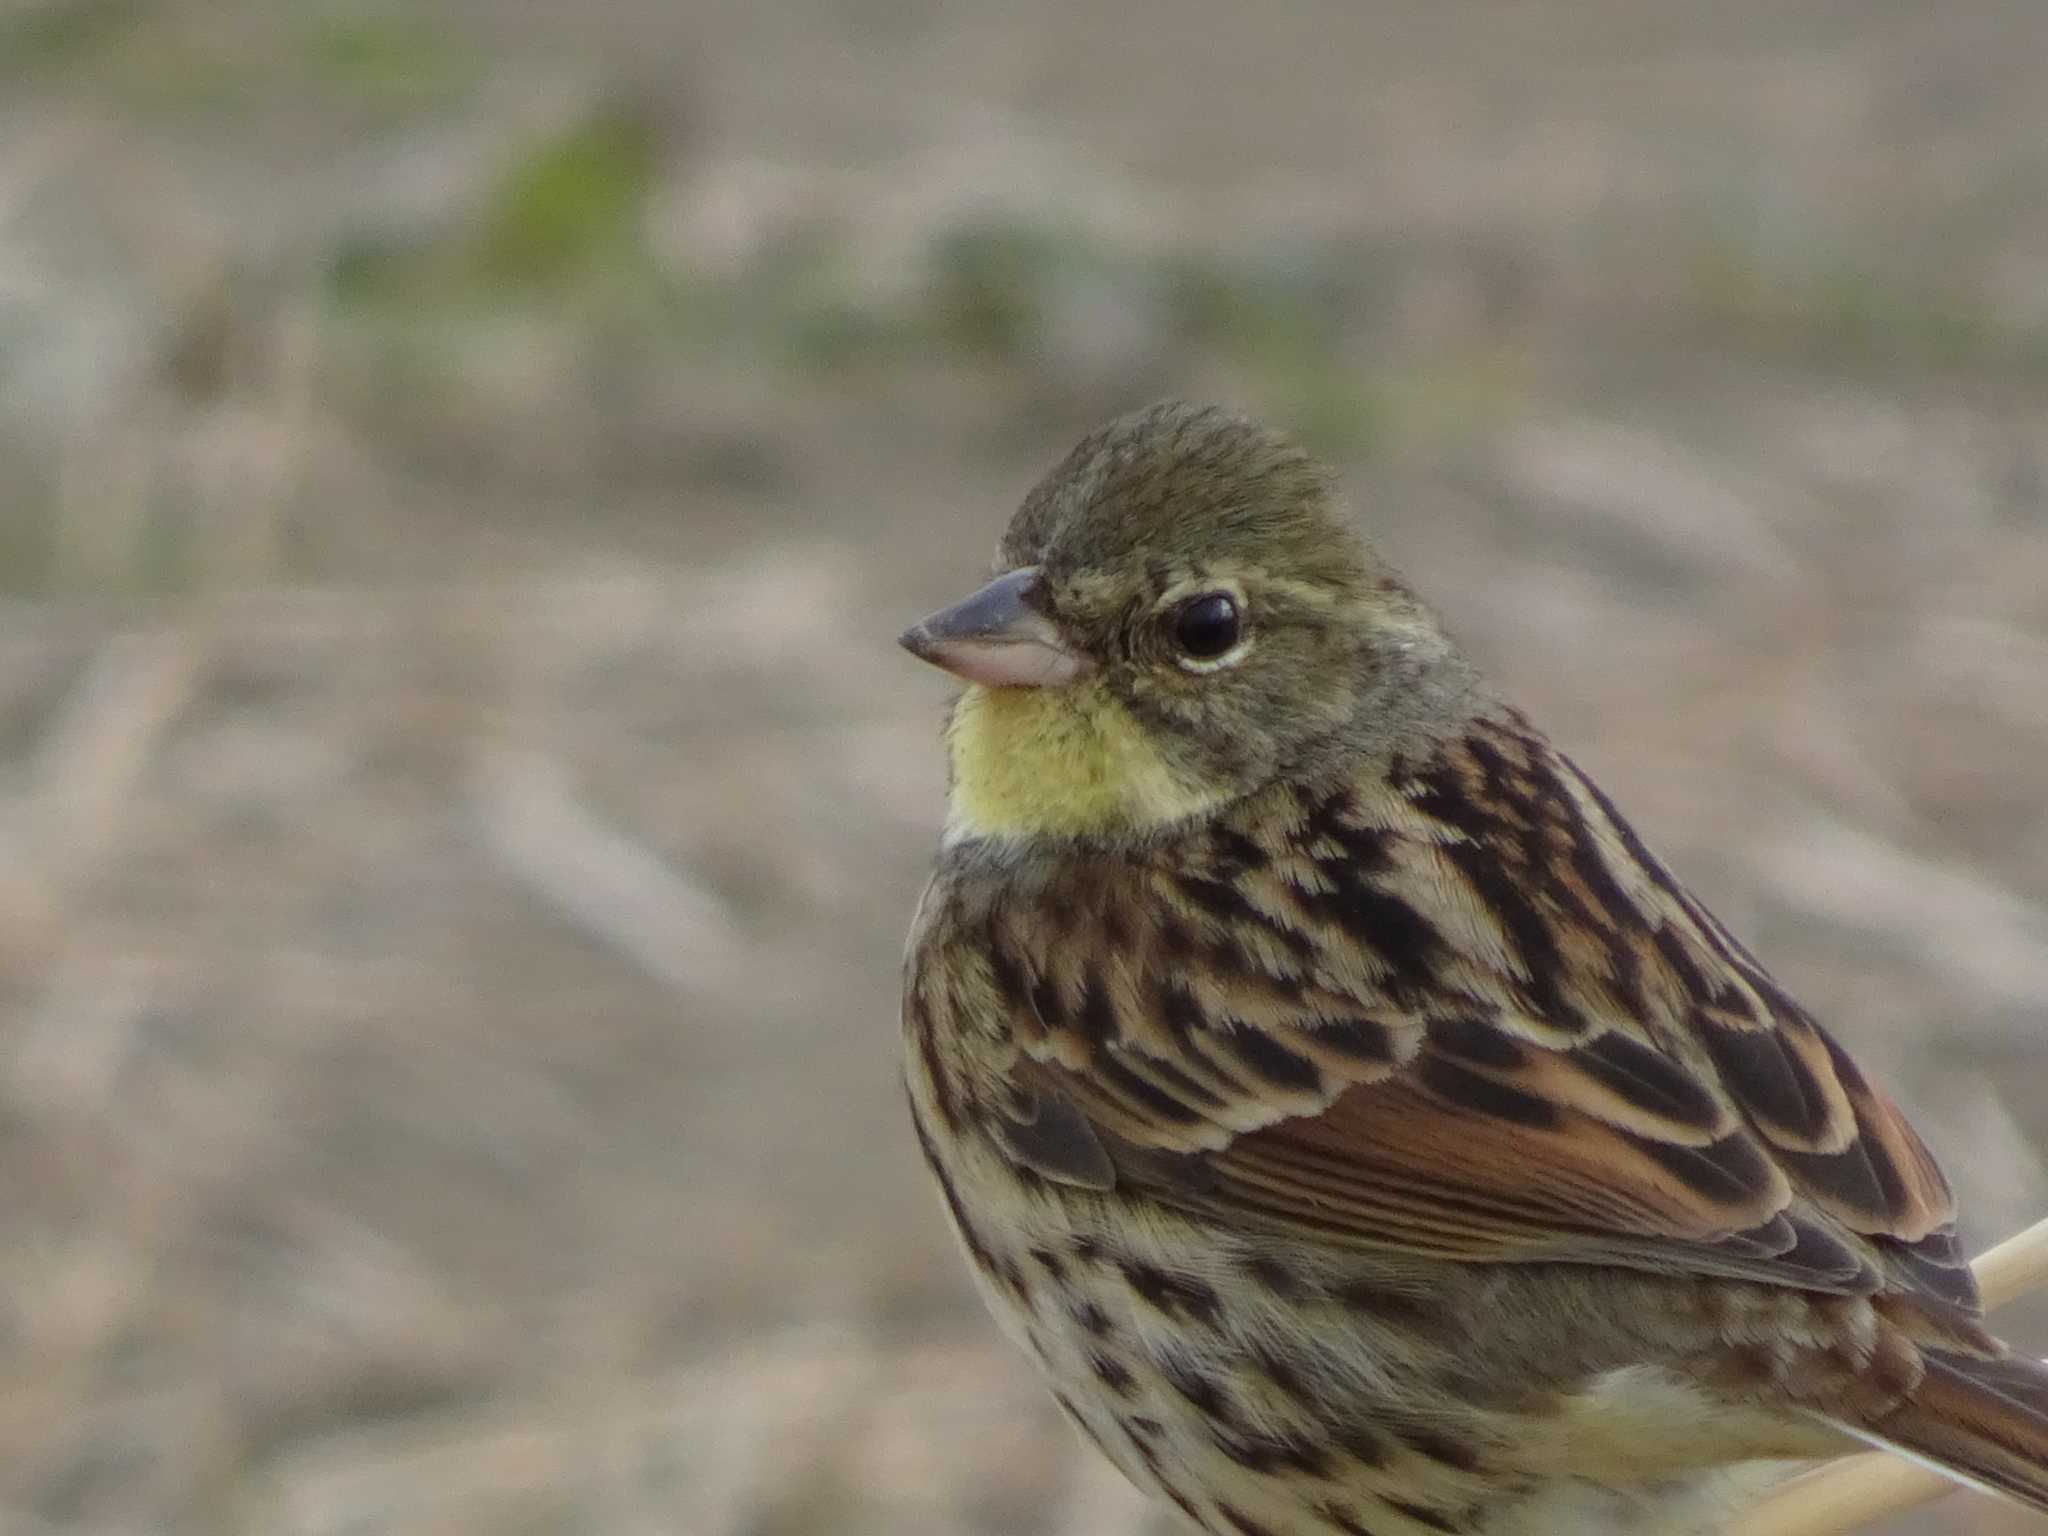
left=1850, top=1348, right=2048, bottom=1514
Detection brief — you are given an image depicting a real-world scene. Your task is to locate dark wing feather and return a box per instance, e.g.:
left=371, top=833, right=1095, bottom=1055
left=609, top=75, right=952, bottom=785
left=985, top=713, right=1968, bottom=1307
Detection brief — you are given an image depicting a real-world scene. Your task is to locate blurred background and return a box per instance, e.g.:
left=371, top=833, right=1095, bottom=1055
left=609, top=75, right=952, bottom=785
left=1, top=2, right=2046, bottom=1533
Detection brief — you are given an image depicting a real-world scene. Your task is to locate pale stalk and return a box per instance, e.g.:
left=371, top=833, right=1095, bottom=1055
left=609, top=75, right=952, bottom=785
left=1726, top=1217, right=2048, bottom=1536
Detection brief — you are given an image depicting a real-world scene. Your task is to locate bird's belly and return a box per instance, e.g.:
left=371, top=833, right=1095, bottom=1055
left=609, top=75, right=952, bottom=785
left=914, top=1122, right=1815, bottom=1536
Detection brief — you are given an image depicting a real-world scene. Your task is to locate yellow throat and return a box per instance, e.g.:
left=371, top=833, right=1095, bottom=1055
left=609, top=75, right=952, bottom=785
left=944, top=682, right=1221, bottom=843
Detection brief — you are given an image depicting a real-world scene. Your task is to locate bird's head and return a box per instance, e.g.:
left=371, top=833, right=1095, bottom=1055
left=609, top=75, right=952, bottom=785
left=901, top=401, right=1474, bottom=847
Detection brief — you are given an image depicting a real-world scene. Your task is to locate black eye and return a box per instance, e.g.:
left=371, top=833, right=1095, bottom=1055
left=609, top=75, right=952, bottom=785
left=1172, top=592, right=1242, bottom=661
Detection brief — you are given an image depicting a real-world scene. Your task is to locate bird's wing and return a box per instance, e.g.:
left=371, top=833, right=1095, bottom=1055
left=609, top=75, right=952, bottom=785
left=985, top=712, right=1972, bottom=1307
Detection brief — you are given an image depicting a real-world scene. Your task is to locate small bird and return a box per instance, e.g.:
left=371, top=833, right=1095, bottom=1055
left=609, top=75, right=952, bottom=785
left=897, top=401, right=2048, bottom=1536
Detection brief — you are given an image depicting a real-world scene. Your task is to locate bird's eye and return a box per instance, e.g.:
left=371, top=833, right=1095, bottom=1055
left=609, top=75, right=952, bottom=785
left=1172, top=592, right=1243, bottom=663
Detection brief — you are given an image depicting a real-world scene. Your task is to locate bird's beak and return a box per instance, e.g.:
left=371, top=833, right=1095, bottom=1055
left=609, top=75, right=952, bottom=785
left=898, top=566, right=1093, bottom=688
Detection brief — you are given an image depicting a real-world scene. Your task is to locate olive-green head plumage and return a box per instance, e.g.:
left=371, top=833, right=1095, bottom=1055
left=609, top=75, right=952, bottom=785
left=901, top=401, right=1481, bottom=846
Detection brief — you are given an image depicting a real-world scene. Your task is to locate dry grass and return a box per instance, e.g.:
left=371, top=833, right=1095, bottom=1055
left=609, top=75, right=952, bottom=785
left=1, top=2, right=2046, bottom=1533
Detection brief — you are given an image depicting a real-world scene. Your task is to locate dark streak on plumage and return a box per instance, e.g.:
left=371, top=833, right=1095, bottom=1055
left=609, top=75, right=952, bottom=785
left=1570, top=1029, right=1725, bottom=1132
left=1320, top=1502, right=1384, bottom=1536
left=984, top=942, right=1034, bottom=1039
left=1400, top=1426, right=1483, bottom=1473
left=1335, top=1424, right=1392, bottom=1470
left=1651, top=926, right=1714, bottom=1006
left=1142, top=1050, right=1234, bottom=1109
left=912, top=1005, right=960, bottom=1132
left=1029, top=973, right=1066, bottom=1031
left=1123, top=1260, right=1223, bottom=1324
left=1126, top=1420, right=1169, bottom=1475
left=909, top=1100, right=999, bottom=1275
left=1167, top=1488, right=1215, bottom=1531
left=1816, top=1027, right=1919, bottom=1223
left=1075, top=1299, right=1113, bottom=1336
left=1158, top=911, right=1198, bottom=960
left=1310, top=1016, right=1397, bottom=1063
left=1183, top=873, right=1258, bottom=924
left=1100, top=900, right=1132, bottom=951
left=1308, top=875, right=1444, bottom=1005
left=1245, top=1252, right=1311, bottom=1300
left=1220, top=1024, right=1325, bottom=1094
left=1097, top=1052, right=1209, bottom=1124
left=1693, top=1012, right=1834, bottom=1145
left=1163, top=1352, right=1239, bottom=1424
left=1092, top=1351, right=1137, bottom=1396
left=996, top=1252, right=1030, bottom=1302
left=1563, top=831, right=1651, bottom=996
left=1052, top=1389, right=1118, bottom=1462
left=1778, top=1144, right=1892, bottom=1224
left=1217, top=1429, right=1335, bottom=1479
left=1211, top=826, right=1272, bottom=874
left=1625, top=1127, right=1776, bottom=1208
left=1077, top=967, right=1119, bottom=1046
left=1384, top=1496, right=1460, bottom=1533
left=1426, top=1015, right=1526, bottom=1071
left=1204, top=932, right=1263, bottom=983
left=1153, top=975, right=1209, bottom=1038
left=1434, top=831, right=1590, bottom=1035
left=1331, top=1279, right=1452, bottom=1336
left=1217, top=1501, right=1285, bottom=1536
left=1417, top=1055, right=1561, bottom=1129
left=1253, top=1344, right=1315, bottom=1405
